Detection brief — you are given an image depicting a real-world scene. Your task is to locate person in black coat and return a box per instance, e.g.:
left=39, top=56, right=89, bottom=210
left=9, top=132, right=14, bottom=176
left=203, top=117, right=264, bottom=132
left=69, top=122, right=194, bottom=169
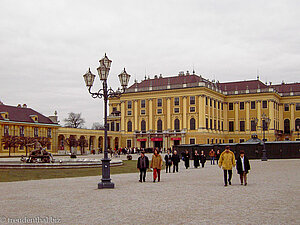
left=183, top=150, right=190, bottom=169
left=137, top=151, right=149, bottom=182
left=171, top=151, right=180, bottom=172
left=193, top=150, right=200, bottom=168
left=236, top=150, right=251, bottom=186
left=200, top=151, right=206, bottom=168
left=164, top=151, right=172, bottom=173
left=216, top=149, right=221, bottom=165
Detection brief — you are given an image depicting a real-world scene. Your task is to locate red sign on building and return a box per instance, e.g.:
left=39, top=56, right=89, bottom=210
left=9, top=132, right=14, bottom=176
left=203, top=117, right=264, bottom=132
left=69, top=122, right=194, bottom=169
left=151, top=138, right=163, bottom=141
left=137, top=138, right=147, bottom=142
left=171, top=137, right=181, bottom=141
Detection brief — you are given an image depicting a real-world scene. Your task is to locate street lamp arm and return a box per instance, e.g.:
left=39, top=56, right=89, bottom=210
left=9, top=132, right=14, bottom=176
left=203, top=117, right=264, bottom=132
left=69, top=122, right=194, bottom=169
left=87, top=86, right=105, bottom=99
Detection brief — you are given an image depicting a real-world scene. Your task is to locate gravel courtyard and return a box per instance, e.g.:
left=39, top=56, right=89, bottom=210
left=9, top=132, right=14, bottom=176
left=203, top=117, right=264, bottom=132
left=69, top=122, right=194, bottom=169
left=0, top=159, right=299, bottom=225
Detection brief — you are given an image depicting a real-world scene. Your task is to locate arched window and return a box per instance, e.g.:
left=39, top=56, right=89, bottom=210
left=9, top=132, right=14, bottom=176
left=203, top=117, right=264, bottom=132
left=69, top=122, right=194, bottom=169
left=127, top=121, right=132, bottom=132
left=284, top=119, right=290, bottom=134
left=295, top=119, right=300, bottom=131
left=174, top=119, right=180, bottom=132
left=190, top=118, right=196, bottom=130
left=157, top=119, right=162, bottom=133
left=141, top=120, right=146, bottom=133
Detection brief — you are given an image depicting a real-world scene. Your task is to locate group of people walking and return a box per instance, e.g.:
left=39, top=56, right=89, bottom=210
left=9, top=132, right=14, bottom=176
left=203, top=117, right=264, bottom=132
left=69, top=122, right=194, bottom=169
left=137, top=146, right=250, bottom=186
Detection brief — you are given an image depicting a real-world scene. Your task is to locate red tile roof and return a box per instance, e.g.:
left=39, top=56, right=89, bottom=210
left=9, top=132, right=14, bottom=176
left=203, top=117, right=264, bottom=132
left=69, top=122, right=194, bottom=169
left=270, top=83, right=300, bottom=93
left=0, top=105, right=56, bottom=124
left=218, top=80, right=268, bottom=91
left=128, top=74, right=205, bottom=89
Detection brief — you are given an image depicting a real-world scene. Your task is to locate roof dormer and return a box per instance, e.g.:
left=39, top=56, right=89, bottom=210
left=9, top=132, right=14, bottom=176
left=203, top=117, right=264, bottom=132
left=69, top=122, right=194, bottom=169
left=0, top=112, right=9, bottom=120
left=30, top=115, right=38, bottom=123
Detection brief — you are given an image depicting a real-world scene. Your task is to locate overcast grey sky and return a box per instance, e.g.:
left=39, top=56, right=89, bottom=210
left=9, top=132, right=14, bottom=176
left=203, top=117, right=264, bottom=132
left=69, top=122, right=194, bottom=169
left=0, top=0, right=299, bottom=128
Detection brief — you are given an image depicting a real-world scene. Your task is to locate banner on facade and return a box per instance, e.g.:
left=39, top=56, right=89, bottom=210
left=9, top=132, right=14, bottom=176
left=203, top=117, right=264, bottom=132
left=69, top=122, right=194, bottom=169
left=171, top=137, right=181, bottom=141
left=151, top=138, right=163, bottom=141
left=137, top=138, right=147, bottom=142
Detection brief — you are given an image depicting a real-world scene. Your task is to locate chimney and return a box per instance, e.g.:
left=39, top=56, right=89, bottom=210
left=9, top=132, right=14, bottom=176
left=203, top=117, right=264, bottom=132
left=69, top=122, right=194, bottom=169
left=23, top=104, right=27, bottom=108
left=17, top=104, right=21, bottom=108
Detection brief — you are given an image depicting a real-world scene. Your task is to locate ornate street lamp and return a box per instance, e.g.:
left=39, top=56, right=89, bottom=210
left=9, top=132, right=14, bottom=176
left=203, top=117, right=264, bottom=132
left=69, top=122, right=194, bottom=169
left=83, top=54, right=130, bottom=189
left=261, top=113, right=271, bottom=161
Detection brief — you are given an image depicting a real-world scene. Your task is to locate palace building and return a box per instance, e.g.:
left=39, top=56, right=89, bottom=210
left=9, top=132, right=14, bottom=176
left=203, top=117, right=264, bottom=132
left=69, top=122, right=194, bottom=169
left=108, top=71, right=300, bottom=150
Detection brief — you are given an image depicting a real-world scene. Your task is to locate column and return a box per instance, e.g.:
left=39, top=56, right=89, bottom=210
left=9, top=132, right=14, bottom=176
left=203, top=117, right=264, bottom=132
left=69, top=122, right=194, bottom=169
left=234, top=102, right=239, bottom=132
left=198, top=95, right=204, bottom=130
left=291, top=103, right=295, bottom=131
left=269, top=100, right=275, bottom=130
left=246, top=101, right=250, bottom=132
left=148, top=99, right=153, bottom=131
left=208, top=98, right=211, bottom=130
left=183, top=96, right=187, bottom=130
left=167, top=97, right=171, bottom=130
left=120, top=100, right=125, bottom=132
left=134, top=100, right=138, bottom=131
left=257, top=100, right=261, bottom=132
left=224, top=103, right=228, bottom=131
left=279, top=104, right=283, bottom=130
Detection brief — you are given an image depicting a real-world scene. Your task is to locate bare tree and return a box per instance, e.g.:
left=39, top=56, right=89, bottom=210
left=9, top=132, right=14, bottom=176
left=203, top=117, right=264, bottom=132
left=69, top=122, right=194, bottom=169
left=64, top=112, right=85, bottom=128
left=92, top=122, right=104, bottom=130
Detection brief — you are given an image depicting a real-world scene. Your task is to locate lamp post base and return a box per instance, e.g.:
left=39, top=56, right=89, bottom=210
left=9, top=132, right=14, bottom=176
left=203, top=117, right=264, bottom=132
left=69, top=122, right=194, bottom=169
left=261, top=149, right=268, bottom=161
left=98, top=181, right=115, bottom=189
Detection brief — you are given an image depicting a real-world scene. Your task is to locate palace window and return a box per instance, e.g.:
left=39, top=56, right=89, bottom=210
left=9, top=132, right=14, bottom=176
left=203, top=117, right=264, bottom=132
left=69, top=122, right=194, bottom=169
left=214, top=120, right=216, bottom=130
left=20, top=126, right=24, bottom=137
left=229, top=121, right=234, bottom=132
left=127, top=140, right=132, bottom=148
left=190, top=118, right=196, bottom=130
left=141, top=110, right=145, bottom=115
left=284, top=119, right=290, bottom=134
left=218, top=101, right=220, bottom=109
left=4, top=125, right=9, bottom=136
left=205, top=97, right=208, bottom=105
left=296, top=103, right=300, bottom=111
left=190, top=96, right=195, bottom=105
left=174, top=119, right=180, bottom=132
left=240, top=139, right=245, bottom=143
left=34, top=127, right=38, bottom=137
left=141, top=120, right=146, bottom=133
left=47, top=128, right=51, bottom=138
left=262, top=100, right=268, bottom=108
left=251, top=101, right=256, bottom=109
left=221, top=121, right=223, bottom=131
left=157, top=119, right=162, bottom=133
left=116, top=123, right=120, bottom=131
left=157, top=99, right=162, bottom=107
left=190, top=107, right=195, bottom=112
left=174, top=108, right=179, bottom=113
left=284, top=104, right=289, bottom=111
left=127, top=121, right=132, bottom=132
left=127, top=101, right=132, bottom=109
left=141, top=100, right=146, bottom=108
left=190, top=138, right=195, bottom=144
left=174, top=97, right=179, bottom=106
left=111, top=122, right=115, bottom=131
left=210, top=99, right=212, bottom=107
left=240, top=121, right=245, bottom=131
left=221, top=103, right=223, bottom=110
left=262, top=120, right=268, bottom=131
left=240, top=102, right=245, bottom=110
left=251, top=120, right=257, bottom=131
left=113, top=107, right=117, bottom=112
left=229, top=139, right=234, bottom=143
left=206, top=118, right=209, bottom=129
left=210, top=119, right=212, bottom=130
left=157, top=109, right=162, bottom=114
left=127, top=111, right=132, bottom=116
left=229, top=103, right=233, bottom=110
left=295, top=119, right=300, bottom=131
left=214, top=100, right=216, bottom=108
left=218, top=120, right=220, bottom=130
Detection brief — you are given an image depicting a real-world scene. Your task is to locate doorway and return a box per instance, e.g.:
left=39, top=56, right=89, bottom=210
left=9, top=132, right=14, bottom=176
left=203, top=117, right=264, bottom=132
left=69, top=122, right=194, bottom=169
left=154, top=141, right=163, bottom=149
left=140, top=141, right=146, bottom=149
left=174, top=140, right=180, bottom=146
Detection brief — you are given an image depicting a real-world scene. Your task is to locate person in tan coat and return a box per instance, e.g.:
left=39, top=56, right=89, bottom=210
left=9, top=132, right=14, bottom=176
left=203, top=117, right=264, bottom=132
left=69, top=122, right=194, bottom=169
left=218, top=146, right=236, bottom=186
left=150, top=149, right=163, bottom=182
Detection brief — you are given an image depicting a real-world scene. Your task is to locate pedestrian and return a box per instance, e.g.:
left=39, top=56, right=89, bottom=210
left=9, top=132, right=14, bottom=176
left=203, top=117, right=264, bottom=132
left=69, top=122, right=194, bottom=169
left=218, top=146, right=236, bottom=186
left=150, top=149, right=163, bottom=182
left=137, top=151, right=149, bottom=182
left=200, top=151, right=206, bottom=168
left=193, top=150, right=200, bottom=168
left=236, top=150, right=251, bottom=186
left=209, top=149, right=215, bottom=165
left=171, top=151, right=180, bottom=172
left=183, top=150, right=190, bottom=169
left=164, top=150, right=172, bottom=173
left=216, top=149, right=221, bottom=165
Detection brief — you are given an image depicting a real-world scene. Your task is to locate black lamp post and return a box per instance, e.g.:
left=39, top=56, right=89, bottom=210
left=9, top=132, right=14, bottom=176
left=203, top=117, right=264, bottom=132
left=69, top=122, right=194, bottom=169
left=83, top=54, right=130, bottom=189
left=261, top=113, right=270, bottom=161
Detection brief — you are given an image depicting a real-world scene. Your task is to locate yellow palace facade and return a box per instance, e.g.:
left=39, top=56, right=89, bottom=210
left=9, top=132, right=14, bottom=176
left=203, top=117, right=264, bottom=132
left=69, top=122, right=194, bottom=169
left=108, top=71, right=300, bottom=150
